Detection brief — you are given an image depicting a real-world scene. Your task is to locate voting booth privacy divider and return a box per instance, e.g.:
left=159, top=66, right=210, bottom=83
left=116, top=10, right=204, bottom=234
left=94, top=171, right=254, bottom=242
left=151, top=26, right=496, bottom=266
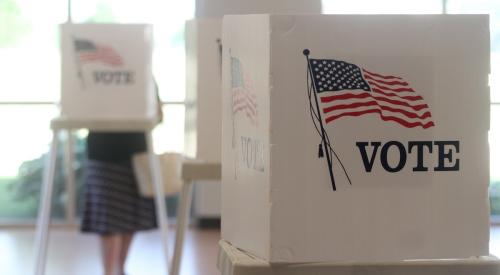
left=60, top=23, right=157, bottom=120
left=221, top=14, right=490, bottom=263
left=185, top=18, right=223, bottom=162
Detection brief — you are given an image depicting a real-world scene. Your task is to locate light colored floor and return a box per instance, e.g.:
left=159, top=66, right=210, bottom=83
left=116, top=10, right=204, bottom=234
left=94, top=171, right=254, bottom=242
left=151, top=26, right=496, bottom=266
left=2, top=226, right=500, bottom=275
left=0, top=226, right=220, bottom=275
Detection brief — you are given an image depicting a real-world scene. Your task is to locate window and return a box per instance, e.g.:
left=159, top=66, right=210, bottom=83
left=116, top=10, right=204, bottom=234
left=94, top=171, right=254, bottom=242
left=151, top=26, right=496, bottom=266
left=0, top=0, right=67, bottom=221
left=0, top=0, right=194, bottom=223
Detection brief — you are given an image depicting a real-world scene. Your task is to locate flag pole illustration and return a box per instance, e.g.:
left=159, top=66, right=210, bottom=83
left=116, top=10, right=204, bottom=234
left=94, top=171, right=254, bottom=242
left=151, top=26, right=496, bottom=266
left=303, top=49, right=337, bottom=191
left=304, top=48, right=435, bottom=191
left=73, top=37, right=124, bottom=88
left=72, top=36, right=86, bottom=88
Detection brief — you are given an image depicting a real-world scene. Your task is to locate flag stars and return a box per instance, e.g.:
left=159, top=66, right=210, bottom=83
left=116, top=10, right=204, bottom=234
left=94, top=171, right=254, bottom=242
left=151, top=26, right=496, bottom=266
left=310, top=59, right=372, bottom=92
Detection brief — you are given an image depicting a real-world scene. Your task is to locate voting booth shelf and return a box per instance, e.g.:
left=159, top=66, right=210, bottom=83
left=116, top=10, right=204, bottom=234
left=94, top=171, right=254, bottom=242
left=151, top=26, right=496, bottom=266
left=217, top=240, right=500, bottom=275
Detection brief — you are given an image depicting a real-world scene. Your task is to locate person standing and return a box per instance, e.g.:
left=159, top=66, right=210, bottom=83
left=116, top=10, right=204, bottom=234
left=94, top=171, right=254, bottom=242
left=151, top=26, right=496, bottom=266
left=81, top=87, right=163, bottom=275
left=81, top=131, right=156, bottom=275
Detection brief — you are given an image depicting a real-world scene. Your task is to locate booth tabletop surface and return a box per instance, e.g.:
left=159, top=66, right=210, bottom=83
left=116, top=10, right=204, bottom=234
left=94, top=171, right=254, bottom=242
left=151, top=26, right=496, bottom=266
left=217, top=240, right=500, bottom=275
left=50, top=117, right=159, bottom=131
left=182, top=161, right=221, bottom=181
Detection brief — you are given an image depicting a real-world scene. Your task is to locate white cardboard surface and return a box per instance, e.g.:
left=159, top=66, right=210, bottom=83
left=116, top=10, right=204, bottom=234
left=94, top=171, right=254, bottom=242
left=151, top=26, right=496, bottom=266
left=221, top=14, right=490, bottom=263
left=60, top=24, right=156, bottom=120
left=222, top=14, right=272, bottom=260
left=195, top=0, right=321, bottom=18
left=184, top=19, right=223, bottom=162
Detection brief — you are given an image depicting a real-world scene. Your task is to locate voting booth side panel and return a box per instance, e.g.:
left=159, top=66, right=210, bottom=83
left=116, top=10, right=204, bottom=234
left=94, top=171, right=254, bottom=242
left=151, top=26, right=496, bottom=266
left=266, top=14, right=490, bottom=263
left=60, top=24, right=156, bottom=120
left=195, top=18, right=223, bottom=162
left=184, top=20, right=199, bottom=159
left=184, top=18, right=224, bottom=218
left=185, top=18, right=223, bottom=162
left=221, top=15, right=272, bottom=261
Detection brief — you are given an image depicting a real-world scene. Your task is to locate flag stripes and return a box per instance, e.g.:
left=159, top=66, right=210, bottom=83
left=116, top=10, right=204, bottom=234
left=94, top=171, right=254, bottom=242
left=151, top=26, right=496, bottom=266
left=232, top=89, right=258, bottom=117
left=309, top=58, right=434, bottom=129
left=231, top=57, right=258, bottom=124
left=79, top=45, right=123, bottom=67
left=74, top=38, right=123, bottom=67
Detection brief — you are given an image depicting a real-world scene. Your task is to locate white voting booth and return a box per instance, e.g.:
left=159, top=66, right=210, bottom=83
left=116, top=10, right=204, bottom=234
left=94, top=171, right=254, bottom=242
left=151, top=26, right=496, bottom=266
left=184, top=18, right=223, bottom=218
left=34, top=24, right=170, bottom=275
left=221, top=14, right=499, bottom=273
left=186, top=1, right=323, bottom=229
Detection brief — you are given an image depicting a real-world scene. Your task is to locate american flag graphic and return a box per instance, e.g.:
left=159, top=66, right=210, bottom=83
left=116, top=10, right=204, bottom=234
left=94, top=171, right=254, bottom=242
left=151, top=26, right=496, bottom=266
left=309, top=58, right=434, bottom=129
left=74, top=38, right=123, bottom=67
left=231, top=57, right=258, bottom=124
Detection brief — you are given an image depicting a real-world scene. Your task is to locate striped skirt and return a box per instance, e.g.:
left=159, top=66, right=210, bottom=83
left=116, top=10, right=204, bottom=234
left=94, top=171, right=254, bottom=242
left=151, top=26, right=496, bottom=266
left=81, top=160, right=157, bottom=234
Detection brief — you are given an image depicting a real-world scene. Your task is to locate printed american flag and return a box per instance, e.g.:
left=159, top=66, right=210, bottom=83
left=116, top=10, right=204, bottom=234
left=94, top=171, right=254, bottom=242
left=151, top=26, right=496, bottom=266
left=231, top=57, right=258, bottom=124
left=74, top=38, right=123, bottom=67
left=309, top=58, right=434, bottom=129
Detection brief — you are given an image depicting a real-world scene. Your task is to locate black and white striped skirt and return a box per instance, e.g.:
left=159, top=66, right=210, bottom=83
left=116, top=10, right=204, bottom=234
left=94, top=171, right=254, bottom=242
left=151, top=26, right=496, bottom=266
left=81, top=160, right=157, bottom=234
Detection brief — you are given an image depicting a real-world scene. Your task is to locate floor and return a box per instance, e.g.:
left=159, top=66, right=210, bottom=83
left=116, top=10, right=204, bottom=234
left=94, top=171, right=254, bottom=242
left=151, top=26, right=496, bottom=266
left=2, top=226, right=500, bottom=275
left=0, top=226, right=220, bottom=275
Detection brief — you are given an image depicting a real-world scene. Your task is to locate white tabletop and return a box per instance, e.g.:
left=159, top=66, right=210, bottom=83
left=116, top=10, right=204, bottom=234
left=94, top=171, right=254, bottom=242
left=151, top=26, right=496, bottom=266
left=50, top=117, right=160, bottom=131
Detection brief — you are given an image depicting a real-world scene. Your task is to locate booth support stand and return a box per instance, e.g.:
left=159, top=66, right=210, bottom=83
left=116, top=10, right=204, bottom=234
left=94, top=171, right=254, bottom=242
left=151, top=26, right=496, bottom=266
left=34, top=118, right=170, bottom=275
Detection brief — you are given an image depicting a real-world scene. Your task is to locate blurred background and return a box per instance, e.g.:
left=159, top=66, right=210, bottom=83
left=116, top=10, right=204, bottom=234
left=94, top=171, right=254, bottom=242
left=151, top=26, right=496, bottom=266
left=0, top=0, right=498, bottom=225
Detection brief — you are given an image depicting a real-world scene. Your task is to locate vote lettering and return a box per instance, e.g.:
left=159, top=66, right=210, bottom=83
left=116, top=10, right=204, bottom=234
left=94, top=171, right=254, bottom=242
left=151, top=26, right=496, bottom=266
left=356, top=140, right=460, bottom=173
left=93, top=70, right=135, bottom=85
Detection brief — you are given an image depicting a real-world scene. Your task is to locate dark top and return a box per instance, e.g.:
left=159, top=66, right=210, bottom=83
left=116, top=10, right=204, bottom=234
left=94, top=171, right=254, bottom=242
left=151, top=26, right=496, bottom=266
left=87, top=132, right=147, bottom=162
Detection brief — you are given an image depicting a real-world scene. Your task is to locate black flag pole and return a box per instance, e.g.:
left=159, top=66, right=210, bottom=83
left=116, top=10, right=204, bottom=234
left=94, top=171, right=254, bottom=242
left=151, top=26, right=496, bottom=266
left=303, top=49, right=336, bottom=191
left=72, top=36, right=86, bottom=89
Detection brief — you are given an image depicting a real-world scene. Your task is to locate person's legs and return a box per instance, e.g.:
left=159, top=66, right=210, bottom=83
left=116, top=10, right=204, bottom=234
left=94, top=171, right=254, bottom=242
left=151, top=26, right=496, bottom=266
left=117, top=233, right=134, bottom=275
left=101, top=234, right=122, bottom=275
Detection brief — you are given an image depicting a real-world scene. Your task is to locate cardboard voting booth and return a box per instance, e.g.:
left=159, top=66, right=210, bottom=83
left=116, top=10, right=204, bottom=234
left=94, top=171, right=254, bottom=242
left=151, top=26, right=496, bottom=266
left=60, top=24, right=156, bottom=120
left=185, top=18, right=223, bottom=162
left=221, top=14, right=490, bottom=263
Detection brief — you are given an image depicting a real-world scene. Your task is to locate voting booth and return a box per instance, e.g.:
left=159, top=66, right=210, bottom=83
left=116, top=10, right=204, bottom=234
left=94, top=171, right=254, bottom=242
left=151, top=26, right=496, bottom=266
left=34, top=24, right=169, bottom=275
left=221, top=14, right=490, bottom=263
left=60, top=23, right=157, bottom=120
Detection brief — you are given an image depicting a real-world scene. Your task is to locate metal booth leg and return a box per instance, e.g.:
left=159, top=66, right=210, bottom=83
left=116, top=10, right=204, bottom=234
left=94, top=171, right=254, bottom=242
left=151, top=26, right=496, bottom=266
left=34, top=129, right=60, bottom=275
left=171, top=179, right=194, bottom=275
left=145, top=131, right=170, bottom=273
left=63, top=130, right=76, bottom=224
